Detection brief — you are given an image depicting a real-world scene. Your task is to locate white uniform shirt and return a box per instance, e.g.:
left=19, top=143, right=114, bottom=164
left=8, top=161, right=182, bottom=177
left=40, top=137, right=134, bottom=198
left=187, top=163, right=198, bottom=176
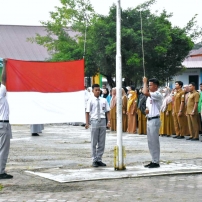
left=146, top=91, right=162, bottom=118
left=86, top=96, right=110, bottom=120
left=0, top=84, right=9, bottom=120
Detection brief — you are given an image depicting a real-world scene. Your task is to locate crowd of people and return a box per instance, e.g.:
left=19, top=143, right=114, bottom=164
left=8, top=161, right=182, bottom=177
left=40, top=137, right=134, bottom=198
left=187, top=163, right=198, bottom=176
left=1, top=54, right=202, bottom=178
left=85, top=81, right=202, bottom=141
left=85, top=79, right=202, bottom=168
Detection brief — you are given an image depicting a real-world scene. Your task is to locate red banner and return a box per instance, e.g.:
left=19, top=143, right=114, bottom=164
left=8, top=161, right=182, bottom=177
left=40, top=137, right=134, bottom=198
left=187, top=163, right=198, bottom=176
left=6, top=59, right=85, bottom=92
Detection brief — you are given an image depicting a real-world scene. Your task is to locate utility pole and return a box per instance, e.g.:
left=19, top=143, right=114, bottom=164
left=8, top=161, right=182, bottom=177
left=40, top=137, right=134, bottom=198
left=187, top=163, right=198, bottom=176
left=115, top=0, right=125, bottom=170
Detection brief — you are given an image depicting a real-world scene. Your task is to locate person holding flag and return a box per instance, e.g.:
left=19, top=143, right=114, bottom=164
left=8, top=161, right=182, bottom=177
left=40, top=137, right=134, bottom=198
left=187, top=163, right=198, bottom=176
left=142, top=77, right=162, bottom=168
left=0, top=59, right=13, bottom=179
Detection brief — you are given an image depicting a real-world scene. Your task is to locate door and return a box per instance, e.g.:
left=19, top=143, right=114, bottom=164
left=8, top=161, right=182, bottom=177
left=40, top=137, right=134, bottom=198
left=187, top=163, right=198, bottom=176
left=189, top=75, right=199, bottom=90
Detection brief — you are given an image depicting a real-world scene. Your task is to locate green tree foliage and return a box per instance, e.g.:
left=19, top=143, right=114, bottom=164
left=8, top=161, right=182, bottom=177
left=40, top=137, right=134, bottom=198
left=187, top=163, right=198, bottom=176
left=85, top=2, right=197, bottom=86
left=28, top=0, right=95, bottom=61
left=29, top=0, right=201, bottom=87
left=0, top=184, right=3, bottom=191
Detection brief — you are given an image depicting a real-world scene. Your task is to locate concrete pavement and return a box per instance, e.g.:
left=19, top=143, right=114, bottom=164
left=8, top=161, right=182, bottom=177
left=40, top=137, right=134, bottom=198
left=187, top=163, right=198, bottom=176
left=0, top=124, right=202, bottom=201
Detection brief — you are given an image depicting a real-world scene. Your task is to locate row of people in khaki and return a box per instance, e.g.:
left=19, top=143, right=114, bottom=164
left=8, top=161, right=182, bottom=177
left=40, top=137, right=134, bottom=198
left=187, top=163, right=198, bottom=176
left=108, top=81, right=201, bottom=141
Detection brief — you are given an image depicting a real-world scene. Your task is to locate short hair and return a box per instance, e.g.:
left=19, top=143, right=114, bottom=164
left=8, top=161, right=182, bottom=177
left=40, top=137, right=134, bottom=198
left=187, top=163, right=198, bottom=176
left=200, top=83, right=202, bottom=86
left=130, top=85, right=135, bottom=90
left=92, top=84, right=100, bottom=89
left=189, top=82, right=196, bottom=87
left=175, top=81, right=183, bottom=88
left=149, top=78, right=160, bottom=87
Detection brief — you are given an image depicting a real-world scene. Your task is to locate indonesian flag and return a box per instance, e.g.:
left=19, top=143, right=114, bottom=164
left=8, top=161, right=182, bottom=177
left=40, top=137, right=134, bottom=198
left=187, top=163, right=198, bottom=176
left=6, top=59, right=85, bottom=124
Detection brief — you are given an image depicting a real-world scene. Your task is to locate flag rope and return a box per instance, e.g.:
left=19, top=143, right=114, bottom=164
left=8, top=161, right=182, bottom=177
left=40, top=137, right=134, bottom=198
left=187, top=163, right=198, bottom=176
left=83, top=19, right=87, bottom=59
left=140, top=11, right=146, bottom=77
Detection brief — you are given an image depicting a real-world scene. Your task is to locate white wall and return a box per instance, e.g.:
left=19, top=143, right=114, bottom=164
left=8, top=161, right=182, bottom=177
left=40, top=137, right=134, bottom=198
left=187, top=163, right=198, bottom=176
left=170, top=68, right=200, bottom=89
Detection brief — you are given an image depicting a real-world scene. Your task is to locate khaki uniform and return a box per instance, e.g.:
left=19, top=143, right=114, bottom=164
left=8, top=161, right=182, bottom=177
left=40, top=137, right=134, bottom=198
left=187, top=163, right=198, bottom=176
left=127, top=99, right=137, bottom=134
left=122, top=96, right=128, bottom=132
left=173, top=89, right=189, bottom=136
left=137, top=109, right=147, bottom=135
left=159, top=102, right=175, bottom=136
left=137, top=93, right=147, bottom=135
left=186, top=90, right=199, bottom=139
left=110, top=106, right=116, bottom=131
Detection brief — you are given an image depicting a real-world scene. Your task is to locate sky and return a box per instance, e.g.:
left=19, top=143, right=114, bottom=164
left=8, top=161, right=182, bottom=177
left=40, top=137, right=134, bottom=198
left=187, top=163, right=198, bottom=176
left=0, top=0, right=201, bottom=29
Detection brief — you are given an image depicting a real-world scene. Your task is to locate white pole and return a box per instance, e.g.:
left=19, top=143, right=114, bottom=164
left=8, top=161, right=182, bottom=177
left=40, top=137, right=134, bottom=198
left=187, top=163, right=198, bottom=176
left=140, top=11, right=145, bottom=77
left=116, top=0, right=124, bottom=170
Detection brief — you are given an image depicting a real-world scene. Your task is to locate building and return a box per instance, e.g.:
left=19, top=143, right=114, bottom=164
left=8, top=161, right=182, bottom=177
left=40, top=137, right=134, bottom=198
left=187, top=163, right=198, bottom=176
left=171, top=47, right=202, bottom=89
left=1, top=24, right=202, bottom=89
left=0, top=24, right=77, bottom=61
left=0, top=24, right=79, bottom=80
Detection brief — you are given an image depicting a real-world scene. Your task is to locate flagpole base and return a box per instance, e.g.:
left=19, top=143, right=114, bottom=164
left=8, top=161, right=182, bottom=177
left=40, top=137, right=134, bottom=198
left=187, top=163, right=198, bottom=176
left=114, top=146, right=126, bottom=171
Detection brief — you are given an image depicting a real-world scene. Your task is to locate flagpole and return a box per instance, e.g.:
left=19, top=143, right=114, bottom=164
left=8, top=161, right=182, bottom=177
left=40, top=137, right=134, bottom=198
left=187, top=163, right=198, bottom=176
left=115, top=0, right=125, bottom=170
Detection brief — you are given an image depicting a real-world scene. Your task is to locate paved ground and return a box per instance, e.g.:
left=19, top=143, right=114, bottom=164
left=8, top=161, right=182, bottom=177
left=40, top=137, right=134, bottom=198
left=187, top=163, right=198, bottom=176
left=0, top=124, right=202, bottom=201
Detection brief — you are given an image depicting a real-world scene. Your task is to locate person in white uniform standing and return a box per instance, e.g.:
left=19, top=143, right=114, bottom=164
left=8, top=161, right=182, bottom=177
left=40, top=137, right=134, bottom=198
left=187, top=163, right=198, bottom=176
left=142, top=77, right=162, bottom=168
left=0, top=59, right=13, bottom=179
left=30, top=124, right=44, bottom=136
left=85, top=84, right=110, bottom=167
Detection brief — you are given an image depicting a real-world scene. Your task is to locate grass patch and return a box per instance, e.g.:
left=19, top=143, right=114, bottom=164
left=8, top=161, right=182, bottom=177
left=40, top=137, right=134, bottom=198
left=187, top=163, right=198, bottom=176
left=0, top=184, right=3, bottom=191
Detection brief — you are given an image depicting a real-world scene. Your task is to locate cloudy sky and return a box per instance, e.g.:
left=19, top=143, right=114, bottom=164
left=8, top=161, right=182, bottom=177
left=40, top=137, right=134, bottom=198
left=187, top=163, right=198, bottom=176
left=0, top=0, right=201, bottom=28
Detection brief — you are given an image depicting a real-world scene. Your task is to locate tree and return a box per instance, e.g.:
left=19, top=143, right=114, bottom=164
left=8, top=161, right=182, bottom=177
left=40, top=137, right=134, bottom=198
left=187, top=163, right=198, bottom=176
left=30, top=0, right=201, bottom=87
left=85, top=2, right=196, bottom=86
left=0, top=59, right=3, bottom=68
left=28, top=0, right=95, bottom=61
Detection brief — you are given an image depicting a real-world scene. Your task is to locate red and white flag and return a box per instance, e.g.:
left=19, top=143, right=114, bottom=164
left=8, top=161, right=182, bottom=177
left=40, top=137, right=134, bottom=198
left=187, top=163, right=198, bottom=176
left=6, top=59, right=85, bottom=124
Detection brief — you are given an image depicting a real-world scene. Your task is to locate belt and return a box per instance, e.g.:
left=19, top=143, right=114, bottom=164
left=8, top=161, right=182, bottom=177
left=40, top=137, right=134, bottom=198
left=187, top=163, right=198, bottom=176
left=147, top=116, right=159, bottom=121
left=0, top=120, right=9, bottom=123
left=91, top=118, right=105, bottom=121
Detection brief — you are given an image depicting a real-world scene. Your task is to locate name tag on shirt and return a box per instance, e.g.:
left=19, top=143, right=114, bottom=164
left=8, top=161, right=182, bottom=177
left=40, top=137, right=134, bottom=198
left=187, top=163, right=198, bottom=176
left=102, top=103, right=106, bottom=111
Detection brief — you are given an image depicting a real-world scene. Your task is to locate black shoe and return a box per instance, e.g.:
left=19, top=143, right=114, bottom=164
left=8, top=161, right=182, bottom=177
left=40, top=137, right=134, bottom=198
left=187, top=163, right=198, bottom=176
left=144, top=162, right=153, bottom=168
left=177, top=136, right=184, bottom=139
left=0, top=173, right=13, bottom=179
left=32, top=133, right=39, bottom=136
left=81, top=123, right=86, bottom=127
left=191, top=138, right=199, bottom=141
left=97, top=161, right=106, bottom=166
left=92, top=162, right=99, bottom=167
left=186, top=137, right=193, bottom=140
left=173, top=135, right=179, bottom=138
left=166, top=135, right=171, bottom=137
left=148, top=163, right=160, bottom=168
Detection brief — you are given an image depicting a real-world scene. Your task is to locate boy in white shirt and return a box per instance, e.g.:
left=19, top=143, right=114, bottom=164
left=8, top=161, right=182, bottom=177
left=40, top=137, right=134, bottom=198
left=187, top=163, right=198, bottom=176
left=142, top=77, right=162, bottom=168
left=85, top=84, right=110, bottom=167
